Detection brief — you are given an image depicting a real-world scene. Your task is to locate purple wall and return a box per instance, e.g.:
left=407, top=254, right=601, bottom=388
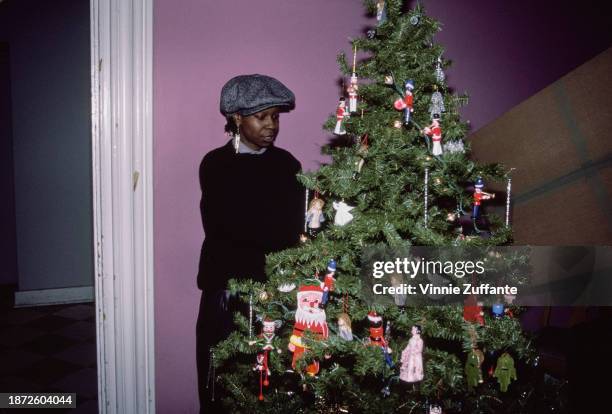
left=154, top=1, right=611, bottom=411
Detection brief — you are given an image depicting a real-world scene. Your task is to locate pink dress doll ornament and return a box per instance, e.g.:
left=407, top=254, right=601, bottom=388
left=400, top=325, right=424, bottom=383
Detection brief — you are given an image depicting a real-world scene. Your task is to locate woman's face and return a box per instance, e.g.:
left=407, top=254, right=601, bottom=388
left=236, top=107, right=281, bottom=150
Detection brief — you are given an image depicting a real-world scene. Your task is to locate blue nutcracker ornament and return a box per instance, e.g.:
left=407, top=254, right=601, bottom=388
left=492, top=303, right=505, bottom=318
left=471, top=177, right=495, bottom=232
left=321, top=259, right=337, bottom=305
left=393, top=80, right=414, bottom=125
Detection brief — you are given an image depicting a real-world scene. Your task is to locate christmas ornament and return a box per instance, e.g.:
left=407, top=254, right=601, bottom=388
left=422, top=114, right=443, bottom=156
left=429, top=404, right=443, bottom=414
left=443, top=140, right=465, bottom=154
left=393, top=79, right=414, bottom=125
left=334, top=97, right=348, bottom=135
left=384, top=75, right=394, bottom=85
left=424, top=167, right=429, bottom=226
left=288, top=284, right=329, bottom=376
left=278, top=282, right=296, bottom=293
left=367, top=311, right=393, bottom=367
left=249, top=294, right=254, bottom=339
left=435, top=56, right=445, bottom=83
left=366, top=29, right=376, bottom=39
left=493, top=352, right=517, bottom=392
left=465, top=348, right=485, bottom=391
left=304, top=188, right=309, bottom=232
left=347, top=46, right=359, bottom=113
left=333, top=201, right=355, bottom=226
left=337, top=312, right=353, bottom=341
left=253, top=352, right=270, bottom=400
left=376, top=0, right=387, bottom=26
left=463, top=295, right=484, bottom=325
left=320, top=259, right=337, bottom=305
left=492, top=303, right=505, bottom=318
left=505, top=173, right=513, bottom=227
left=471, top=177, right=495, bottom=231
left=306, top=197, right=325, bottom=236
left=259, top=290, right=270, bottom=302
left=393, top=120, right=403, bottom=129
left=299, top=233, right=309, bottom=243
left=410, top=15, right=420, bottom=26
left=354, top=134, right=369, bottom=174
left=429, top=90, right=445, bottom=119
left=399, top=325, right=424, bottom=383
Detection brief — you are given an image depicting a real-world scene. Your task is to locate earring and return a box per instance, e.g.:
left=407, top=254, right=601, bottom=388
left=233, top=126, right=241, bottom=153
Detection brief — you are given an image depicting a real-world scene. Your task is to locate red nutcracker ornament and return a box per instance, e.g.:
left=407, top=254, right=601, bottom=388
left=422, top=114, right=443, bottom=156
left=393, top=79, right=414, bottom=125
left=288, top=284, right=329, bottom=376
left=320, top=259, right=337, bottom=306
left=367, top=311, right=393, bottom=367
left=463, top=294, right=485, bottom=325
left=334, top=97, right=348, bottom=135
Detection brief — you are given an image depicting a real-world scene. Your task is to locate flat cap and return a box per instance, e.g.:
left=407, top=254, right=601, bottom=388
left=220, top=74, right=295, bottom=117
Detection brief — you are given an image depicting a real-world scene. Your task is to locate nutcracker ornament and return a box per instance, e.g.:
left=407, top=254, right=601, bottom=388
left=347, top=46, right=359, bottom=113
left=367, top=311, right=393, bottom=367
left=399, top=325, right=424, bottom=383
left=493, top=352, right=517, bottom=392
left=393, top=79, right=414, bottom=125
left=463, top=294, right=485, bottom=325
left=465, top=347, right=485, bottom=392
left=334, top=97, right=348, bottom=135
left=422, top=114, right=443, bottom=156
left=471, top=177, right=495, bottom=232
left=333, top=201, right=355, bottom=226
left=305, top=197, right=325, bottom=237
left=288, top=284, right=329, bottom=376
left=320, top=259, right=337, bottom=306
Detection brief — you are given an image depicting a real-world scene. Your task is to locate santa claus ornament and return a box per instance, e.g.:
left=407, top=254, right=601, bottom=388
left=367, top=311, right=393, bottom=367
left=320, top=259, right=337, bottom=306
left=334, top=97, right=348, bottom=135
left=288, top=284, right=329, bottom=376
left=393, top=79, right=414, bottom=125
left=422, top=114, right=443, bottom=156
left=399, top=325, right=424, bottom=383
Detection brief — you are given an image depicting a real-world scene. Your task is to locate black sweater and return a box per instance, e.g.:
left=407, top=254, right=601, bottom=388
left=197, top=141, right=304, bottom=292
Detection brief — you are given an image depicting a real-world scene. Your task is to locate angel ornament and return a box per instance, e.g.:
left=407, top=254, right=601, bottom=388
left=333, top=201, right=355, bottom=226
left=399, top=325, right=424, bottom=383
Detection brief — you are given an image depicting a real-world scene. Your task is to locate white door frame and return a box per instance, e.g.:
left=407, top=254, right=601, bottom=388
left=90, top=0, right=155, bottom=413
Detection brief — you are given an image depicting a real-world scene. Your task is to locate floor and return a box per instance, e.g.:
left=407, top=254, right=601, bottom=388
left=0, top=284, right=98, bottom=413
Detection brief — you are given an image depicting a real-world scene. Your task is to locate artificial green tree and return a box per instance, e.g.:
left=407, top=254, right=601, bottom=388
left=213, top=1, right=536, bottom=412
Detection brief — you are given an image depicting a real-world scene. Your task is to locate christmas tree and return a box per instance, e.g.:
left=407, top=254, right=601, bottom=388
left=212, top=1, right=537, bottom=412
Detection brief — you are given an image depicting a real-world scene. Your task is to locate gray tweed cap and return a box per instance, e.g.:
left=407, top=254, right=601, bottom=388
left=220, top=74, right=295, bottom=117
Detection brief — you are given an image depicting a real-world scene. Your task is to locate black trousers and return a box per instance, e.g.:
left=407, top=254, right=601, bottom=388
left=196, top=289, right=243, bottom=414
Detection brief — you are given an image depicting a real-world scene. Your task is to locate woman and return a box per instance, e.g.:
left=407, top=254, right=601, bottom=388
left=196, top=74, right=304, bottom=412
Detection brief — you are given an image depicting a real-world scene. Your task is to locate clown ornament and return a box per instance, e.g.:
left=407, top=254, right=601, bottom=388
left=288, top=284, right=329, bottom=376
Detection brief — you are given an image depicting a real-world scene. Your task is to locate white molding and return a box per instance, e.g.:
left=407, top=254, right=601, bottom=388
left=14, top=286, right=94, bottom=308
left=91, top=0, right=155, bottom=413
